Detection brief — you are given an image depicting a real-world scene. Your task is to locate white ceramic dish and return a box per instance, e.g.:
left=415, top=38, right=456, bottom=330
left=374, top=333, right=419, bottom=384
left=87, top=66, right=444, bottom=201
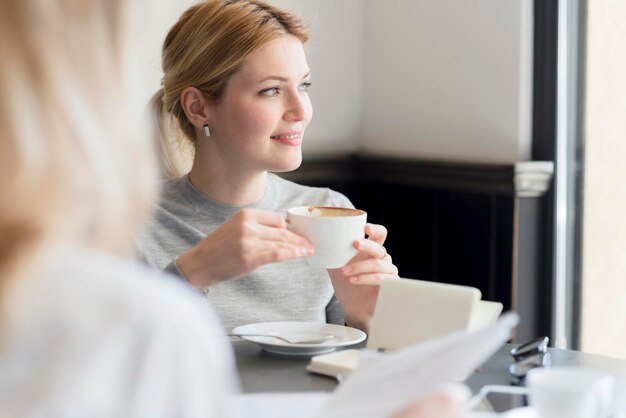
left=231, top=321, right=366, bottom=356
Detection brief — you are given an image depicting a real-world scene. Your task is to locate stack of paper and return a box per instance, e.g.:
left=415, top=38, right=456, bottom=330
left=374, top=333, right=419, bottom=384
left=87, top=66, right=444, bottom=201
left=313, top=313, right=518, bottom=418
left=306, top=349, right=362, bottom=379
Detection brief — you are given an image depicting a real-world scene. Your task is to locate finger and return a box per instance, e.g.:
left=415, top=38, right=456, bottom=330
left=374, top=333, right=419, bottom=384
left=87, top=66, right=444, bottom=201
left=342, top=257, right=398, bottom=277
left=365, top=223, right=387, bottom=245
left=348, top=272, right=400, bottom=286
left=250, top=243, right=314, bottom=267
left=234, top=210, right=312, bottom=248
left=255, top=223, right=314, bottom=248
left=236, top=208, right=288, bottom=229
left=354, top=239, right=387, bottom=259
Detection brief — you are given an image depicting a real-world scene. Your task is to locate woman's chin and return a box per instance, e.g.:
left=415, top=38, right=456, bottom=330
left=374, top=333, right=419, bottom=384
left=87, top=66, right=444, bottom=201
left=271, top=154, right=302, bottom=173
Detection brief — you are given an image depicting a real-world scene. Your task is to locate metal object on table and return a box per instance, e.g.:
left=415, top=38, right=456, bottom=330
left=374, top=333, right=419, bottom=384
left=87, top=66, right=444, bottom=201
left=509, top=336, right=550, bottom=383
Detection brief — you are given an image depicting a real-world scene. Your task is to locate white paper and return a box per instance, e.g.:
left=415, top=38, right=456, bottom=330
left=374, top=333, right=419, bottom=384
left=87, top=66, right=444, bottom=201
left=312, top=312, right=519, bottom=418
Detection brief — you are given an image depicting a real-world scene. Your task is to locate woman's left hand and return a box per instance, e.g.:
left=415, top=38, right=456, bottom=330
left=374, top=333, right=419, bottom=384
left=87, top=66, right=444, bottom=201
left=327, top=223, right=399, bottom=332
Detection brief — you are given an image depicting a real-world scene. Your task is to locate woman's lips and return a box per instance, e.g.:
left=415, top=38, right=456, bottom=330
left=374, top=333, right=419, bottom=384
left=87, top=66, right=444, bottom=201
left=270, top=131, right=302, bottom=146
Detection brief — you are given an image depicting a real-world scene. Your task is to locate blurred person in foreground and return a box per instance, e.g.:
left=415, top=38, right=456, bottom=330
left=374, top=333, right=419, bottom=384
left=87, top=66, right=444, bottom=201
left=0, top=0, right=467, bottom=417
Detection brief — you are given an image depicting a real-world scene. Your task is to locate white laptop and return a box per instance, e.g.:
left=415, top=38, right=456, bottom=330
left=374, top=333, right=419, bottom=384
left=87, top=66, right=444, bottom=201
left=367, top=278, right=482, bottom=351
left=468, top=300, right=505, bottom=332
left=307, top=277, right=503, bottom=378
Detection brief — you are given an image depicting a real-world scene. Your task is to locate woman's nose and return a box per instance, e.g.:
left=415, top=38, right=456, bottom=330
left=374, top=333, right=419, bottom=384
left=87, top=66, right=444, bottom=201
left=283, top=91, right=311, bottom=122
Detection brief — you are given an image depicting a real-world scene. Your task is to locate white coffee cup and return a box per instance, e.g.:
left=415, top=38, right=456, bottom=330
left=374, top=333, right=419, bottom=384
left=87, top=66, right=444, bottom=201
left=287, top=206, right=367, bottom=269
left=526, top=367, right=614, bottom=418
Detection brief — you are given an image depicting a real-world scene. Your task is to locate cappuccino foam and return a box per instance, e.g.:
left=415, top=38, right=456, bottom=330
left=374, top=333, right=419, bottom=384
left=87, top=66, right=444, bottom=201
left=307, top=206, right=365, bottom=217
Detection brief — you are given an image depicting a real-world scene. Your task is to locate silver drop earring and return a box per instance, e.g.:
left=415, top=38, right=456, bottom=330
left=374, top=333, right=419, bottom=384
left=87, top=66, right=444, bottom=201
left=203, top=124, right=211, bottom=138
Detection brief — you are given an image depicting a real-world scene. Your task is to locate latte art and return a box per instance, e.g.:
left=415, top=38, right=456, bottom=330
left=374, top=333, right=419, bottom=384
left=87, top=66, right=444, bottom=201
left=307, top=206, right=365, bottom=217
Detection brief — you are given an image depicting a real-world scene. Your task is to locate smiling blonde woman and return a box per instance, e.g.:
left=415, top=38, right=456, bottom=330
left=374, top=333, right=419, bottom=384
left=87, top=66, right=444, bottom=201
left=139, top=0, right=399, bottom=334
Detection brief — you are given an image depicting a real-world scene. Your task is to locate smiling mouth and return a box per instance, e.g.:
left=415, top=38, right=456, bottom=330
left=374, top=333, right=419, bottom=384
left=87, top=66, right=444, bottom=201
left=270, top=133, right=300, bottom=140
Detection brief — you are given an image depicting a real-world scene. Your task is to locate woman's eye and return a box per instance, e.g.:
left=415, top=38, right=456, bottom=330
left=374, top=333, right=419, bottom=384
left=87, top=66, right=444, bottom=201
left=260, top=87, right=279, bottom=96
left=298, top=82, right=312, bottom=92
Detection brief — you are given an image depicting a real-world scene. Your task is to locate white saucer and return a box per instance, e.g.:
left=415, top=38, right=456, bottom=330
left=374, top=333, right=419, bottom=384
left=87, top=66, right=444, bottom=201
left=231, top=322, right=366, bottom=357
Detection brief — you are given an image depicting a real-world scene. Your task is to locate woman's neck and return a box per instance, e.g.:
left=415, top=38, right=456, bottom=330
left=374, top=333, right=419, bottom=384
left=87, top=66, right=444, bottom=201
left=188, top=158, right=267, bottom=206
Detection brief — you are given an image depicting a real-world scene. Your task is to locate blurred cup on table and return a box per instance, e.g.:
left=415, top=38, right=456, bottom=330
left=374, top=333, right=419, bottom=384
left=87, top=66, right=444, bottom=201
left=287, top=206, right=367, bottom=269
left=526, top=366, right=614, bottom=418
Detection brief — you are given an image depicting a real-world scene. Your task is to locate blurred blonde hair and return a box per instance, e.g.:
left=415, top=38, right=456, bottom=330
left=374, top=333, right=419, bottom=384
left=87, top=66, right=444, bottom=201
left=0, top=1, right=158, bottom=290
left=152, top=0, right=309, bottom=178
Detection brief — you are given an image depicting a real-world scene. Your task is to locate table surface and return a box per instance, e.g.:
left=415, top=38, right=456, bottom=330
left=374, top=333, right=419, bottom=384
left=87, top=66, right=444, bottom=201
left=233, top=340, right=626, bottom=394
left=233, top=341, right=338, bottom=393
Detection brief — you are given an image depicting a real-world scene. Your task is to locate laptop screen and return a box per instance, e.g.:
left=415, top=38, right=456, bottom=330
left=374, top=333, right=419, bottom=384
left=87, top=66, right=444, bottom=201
left=366, top=277, right=482, bottom=351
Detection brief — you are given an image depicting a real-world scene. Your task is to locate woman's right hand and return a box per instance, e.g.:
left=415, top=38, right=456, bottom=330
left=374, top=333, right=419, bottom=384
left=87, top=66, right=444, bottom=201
left=175, top=208, right=314, bottom=290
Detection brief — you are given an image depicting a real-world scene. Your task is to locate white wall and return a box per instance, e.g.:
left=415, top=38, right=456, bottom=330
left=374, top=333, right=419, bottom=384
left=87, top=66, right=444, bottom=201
left=361, top=0, right=533, bottom=163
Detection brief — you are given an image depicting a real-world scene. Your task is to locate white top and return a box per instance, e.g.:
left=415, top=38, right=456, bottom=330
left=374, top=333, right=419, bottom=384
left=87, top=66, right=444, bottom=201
left=0, top=248, right=239, bottom=418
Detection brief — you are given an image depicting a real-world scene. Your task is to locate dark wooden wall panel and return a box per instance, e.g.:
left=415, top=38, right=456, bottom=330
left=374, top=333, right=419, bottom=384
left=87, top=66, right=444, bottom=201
left=372, top=185, right=436, bottom=281
left=437, top=192, right=491, bottom=291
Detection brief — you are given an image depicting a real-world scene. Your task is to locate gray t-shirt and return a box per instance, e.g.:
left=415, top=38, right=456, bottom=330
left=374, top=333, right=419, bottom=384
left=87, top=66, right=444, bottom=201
left=137, top=173, right=353, bottom=331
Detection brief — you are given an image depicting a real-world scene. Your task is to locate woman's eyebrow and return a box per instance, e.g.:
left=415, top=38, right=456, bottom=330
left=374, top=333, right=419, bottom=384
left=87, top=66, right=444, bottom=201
left=257, top=71, right=311, bottom=84
left=258, top=76, right=288, bottom=83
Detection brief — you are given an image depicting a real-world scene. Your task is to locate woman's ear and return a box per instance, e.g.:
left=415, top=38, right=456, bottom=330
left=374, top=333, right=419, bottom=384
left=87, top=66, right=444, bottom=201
left=180, top=87, right=211, bottom=129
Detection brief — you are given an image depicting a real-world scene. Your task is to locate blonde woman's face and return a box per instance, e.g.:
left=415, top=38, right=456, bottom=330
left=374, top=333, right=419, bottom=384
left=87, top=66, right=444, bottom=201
left=209, top=35, right=312, bottom=173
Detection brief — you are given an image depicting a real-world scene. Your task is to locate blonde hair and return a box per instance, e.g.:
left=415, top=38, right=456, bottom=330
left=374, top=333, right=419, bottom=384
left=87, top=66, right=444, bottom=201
left=0, top=1, right=157, bottom=291
left=152, top=0, right=309, bottom=178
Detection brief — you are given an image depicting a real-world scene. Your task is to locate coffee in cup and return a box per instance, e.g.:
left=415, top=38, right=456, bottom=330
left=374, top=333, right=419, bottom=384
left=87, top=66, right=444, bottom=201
left=287, top=206, right=367, bottom=269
